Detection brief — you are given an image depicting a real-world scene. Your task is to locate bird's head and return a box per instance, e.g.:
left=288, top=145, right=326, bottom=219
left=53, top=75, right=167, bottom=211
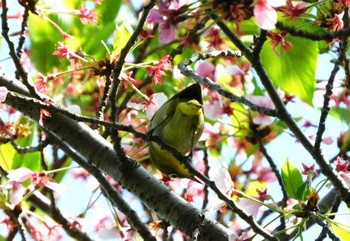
left=177, top=99, right=203, bottom=116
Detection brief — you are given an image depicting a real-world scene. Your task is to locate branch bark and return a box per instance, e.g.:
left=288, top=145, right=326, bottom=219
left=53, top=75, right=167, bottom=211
left=0, top=73, right=229, bottom=241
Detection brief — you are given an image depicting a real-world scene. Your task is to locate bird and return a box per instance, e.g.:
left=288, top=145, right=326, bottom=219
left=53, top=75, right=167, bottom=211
left=148, top=83, right=204, bottom=179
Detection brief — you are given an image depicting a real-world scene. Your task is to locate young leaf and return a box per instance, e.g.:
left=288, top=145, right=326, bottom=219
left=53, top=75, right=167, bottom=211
left=111, top=22, right=132, bottom=58
left=261, top=34, right=318, bottom=106
left=281, top=158, right=304, bottom=200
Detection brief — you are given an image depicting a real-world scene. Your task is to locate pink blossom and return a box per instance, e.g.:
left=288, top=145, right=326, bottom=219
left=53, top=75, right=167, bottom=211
left=239, top=189, right=269, bottom=217
left=145, top=92, right=168, bottom=120
left=7, top=168, right=62, bottom=192
left=206, top=27, right=224, bottom=49
left=70, top=168, right=90, bottom=181
left=335, top=156, right=349, bottom=173
left=7, top=167, right=33, bottom=182
left=0, top=86, right=8, bottom=102
left=212, top=165, right=234, bottom=195
left=301, top=163, right=318, bottom=177
left=79, top=5, right=98, bottom=25
left=302, top=120, right=317, bottom=129
left=52, top=42, right=71, bottom=60
left=246, top=94, right=275, bottom=125
left=267, top=31, right=293, bottom=57
left=3, top=181, right=26, bottom=205
left=253, top=0, right=286, bottom=30
left=147, top=3, right=183, bottom=43
left=197, top=61, right=215, bottom=80
left=322, top=136, right=333, bottom=145
left=93, top=0, right=103, bottom=4
left=250, top=160, right=277, bottom=182
left=326, top=12, right=344, bottom=31
left=8, top=9, right=24, bottom=23
left=282, top=0, right=308, bottom=22
left=36, top=73, right=54, bottom=93
left=239, top=198, right=262, bottom=217
left=148, top=8, right=163, bottom=23
left=204, top=100, right=223, bottom=120
left=146, top=55, right=173, bottom=84
left=184, top=181, right=204, bottom=202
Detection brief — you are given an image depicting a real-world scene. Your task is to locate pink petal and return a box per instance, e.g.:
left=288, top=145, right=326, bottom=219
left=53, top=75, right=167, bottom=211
left=204, top=100, right=223, bottom=120
left=197, top=61, right=215, bottom=78
left=146, top=92, right=168, bottom=119
left=7, top=168, right=33, bottom=182
left=254, top=4, right=278, bottom=30
left=239, top=198, right=262, bottom=217
left=147, top=9, right=163, bottom=23
left=159, top=23, right=176, bottom=43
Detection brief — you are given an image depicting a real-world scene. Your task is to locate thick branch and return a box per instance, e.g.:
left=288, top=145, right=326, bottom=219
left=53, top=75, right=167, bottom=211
left=0, top=74, right=229, bottom=241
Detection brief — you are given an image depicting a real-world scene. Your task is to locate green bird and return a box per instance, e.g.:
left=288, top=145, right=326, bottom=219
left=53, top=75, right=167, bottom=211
left=148, top=83, right=204, bottom=179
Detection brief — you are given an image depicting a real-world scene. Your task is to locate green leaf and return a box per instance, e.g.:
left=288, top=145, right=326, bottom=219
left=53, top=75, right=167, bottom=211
left=28, top=13, right=63, bottom=74
left=261, top=34, right=318, bottom=106
left=111, top=22, right=132, bottom=58
left=97, top=0, right=122, bottom=24
left=0, top=143, right=16, bottom=171
left=329, top=107, right=350, bottom=124
left=331, top=222, right=350, bottom=240
left=281, top=158, right=304, bottom=200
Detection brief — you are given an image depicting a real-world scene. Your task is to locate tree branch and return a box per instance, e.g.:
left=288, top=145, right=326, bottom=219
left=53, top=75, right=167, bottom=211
left=0, top=74, right=229, bottom=241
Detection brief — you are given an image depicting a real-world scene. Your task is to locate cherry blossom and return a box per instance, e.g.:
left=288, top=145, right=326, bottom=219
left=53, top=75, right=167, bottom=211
left=206, top=27, right=224, bottom=49
left=246, top=94, right=275, bottom=125
left=184, top=181, right=204, bottom=202
left=52, top=42, right=71, bottom=60
left=144, top=92, right=168, bottom=119
left=301, top=163, right=318, bottom=177
left=335, top=156, right=349, bottom=173
left=282, top=0, right=308, bottom=22
left=7, top=167, right=63, bottom=192
left=146, top=55, right=173, bottom=84
left=335, top=157, right=350, bottom=186
left=250, top=159, right=277, bottom=182
left=239, top=188, right=269, bottom=217
left=79, top=5, right=98, bottom=25
left=147, top=2, right=183, bottom=43
left=204, top=100, right=223, bottom=120
left=267, top=31, right=293, bottom=57
left=326, top=12, right=344, bottom=31
left=197, top=61, right=215, bottom=80
left=253, top=0, right=286, bottom=30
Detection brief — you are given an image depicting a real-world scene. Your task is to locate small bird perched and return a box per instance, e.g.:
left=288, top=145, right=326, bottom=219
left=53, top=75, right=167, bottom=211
left=148, top=83, right=204, bottom=179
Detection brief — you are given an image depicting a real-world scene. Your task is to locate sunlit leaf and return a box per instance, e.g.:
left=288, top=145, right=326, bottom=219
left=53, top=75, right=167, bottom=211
left=261, top=34, right=318, bottom=106
left=331, top=222, right=350, bottom=240
left=0, top=143, right=16, bottom=171
left=111, top=22, right=133, bottom=58
left=329, top=107, right=350, bottom=124
left=281, top=158, right=304, bottom=200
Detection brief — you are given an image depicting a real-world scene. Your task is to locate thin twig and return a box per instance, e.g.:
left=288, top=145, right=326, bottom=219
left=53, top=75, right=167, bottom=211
left=276, top=22, right=350, bottom=41
left=1, top=0, right=41, bottom=100
left=109, top=0, right=155, bottom=122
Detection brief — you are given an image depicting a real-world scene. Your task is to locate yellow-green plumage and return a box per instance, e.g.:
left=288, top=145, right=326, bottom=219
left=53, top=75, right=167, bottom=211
left=148, top=84, right=204, bottom=179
